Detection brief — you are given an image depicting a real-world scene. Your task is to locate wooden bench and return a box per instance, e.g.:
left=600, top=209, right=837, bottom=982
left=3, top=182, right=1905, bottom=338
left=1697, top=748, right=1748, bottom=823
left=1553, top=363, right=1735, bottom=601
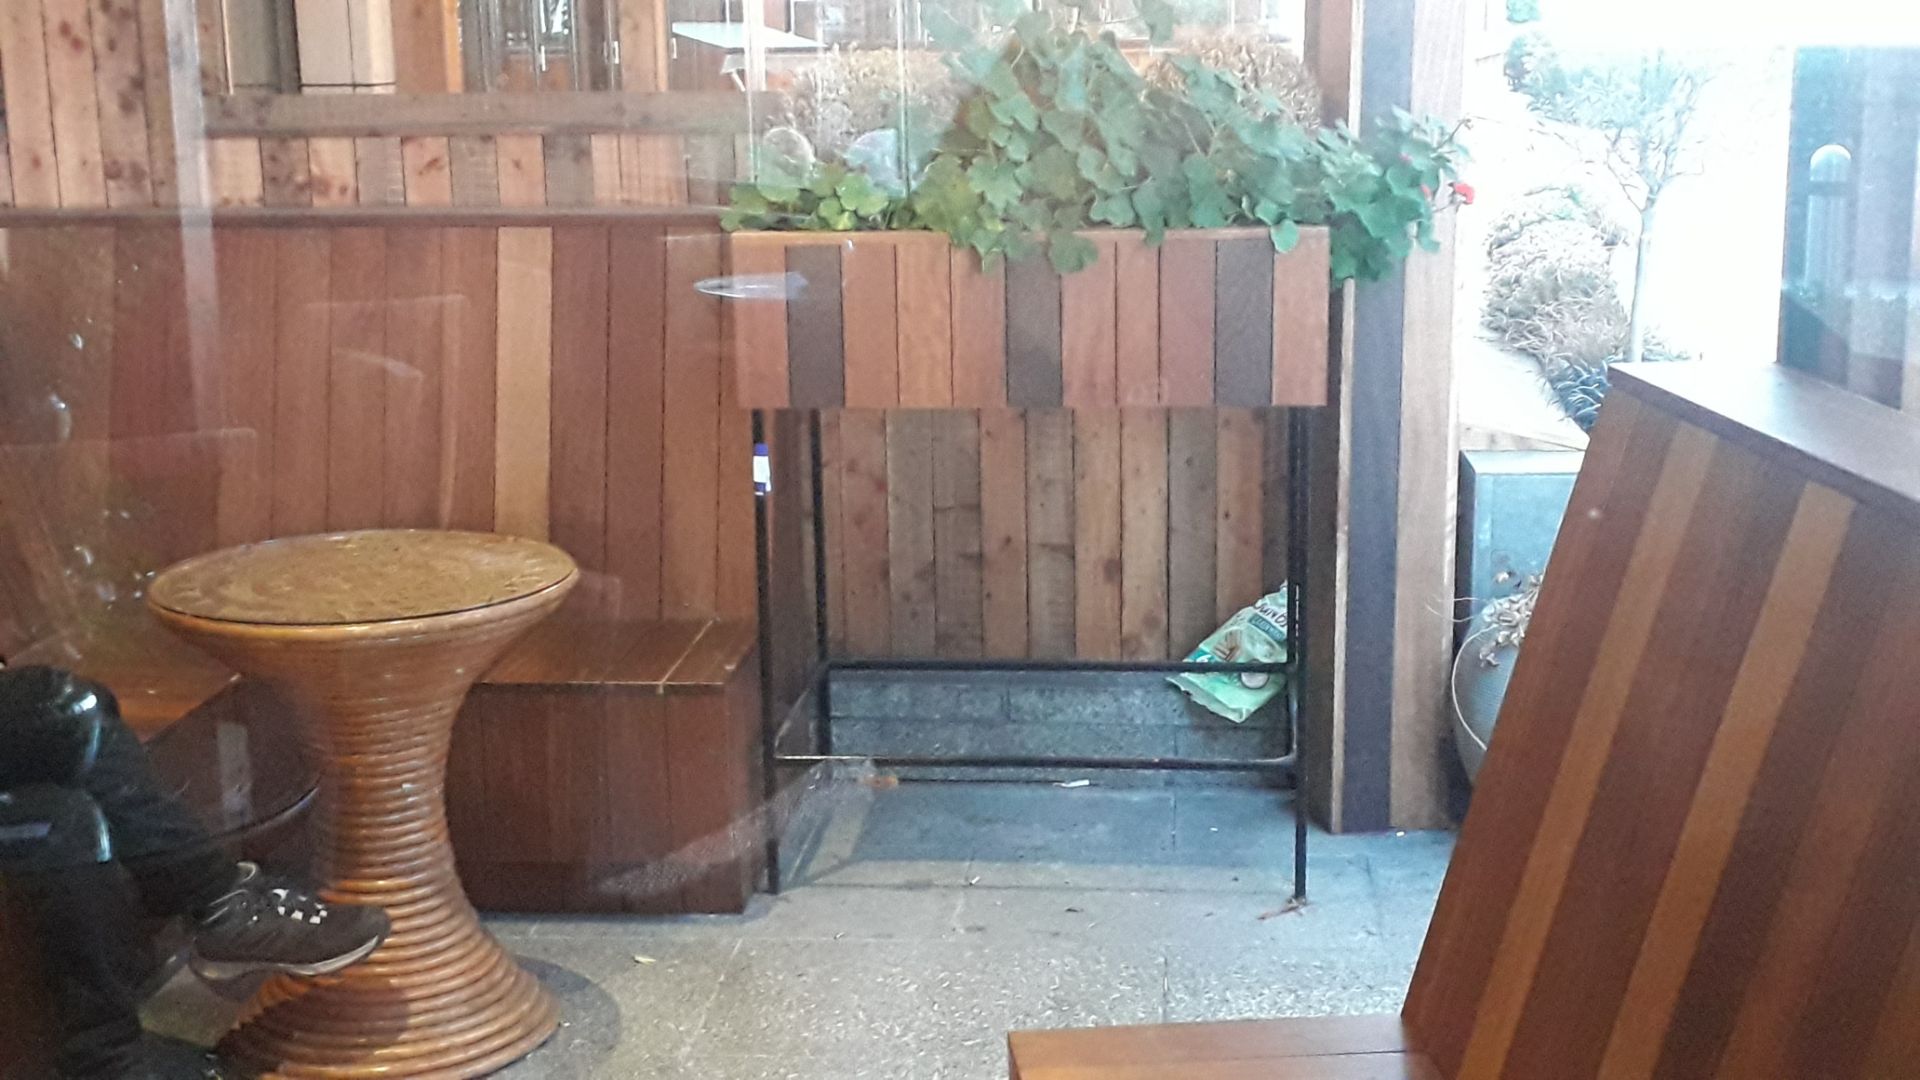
left=1010, top=364, right=1920, bottom=1079
left=448, top=615, right=764, bottom=916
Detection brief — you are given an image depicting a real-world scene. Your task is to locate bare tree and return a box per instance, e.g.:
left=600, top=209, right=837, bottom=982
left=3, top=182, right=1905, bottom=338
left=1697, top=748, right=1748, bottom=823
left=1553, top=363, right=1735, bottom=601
left=1520, top=49, right=1714, bottom=363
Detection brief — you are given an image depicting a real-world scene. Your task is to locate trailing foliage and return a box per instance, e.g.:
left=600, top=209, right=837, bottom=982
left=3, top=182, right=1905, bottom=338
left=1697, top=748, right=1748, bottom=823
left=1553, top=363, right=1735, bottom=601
left=722, top=0, right=1463, bottom=283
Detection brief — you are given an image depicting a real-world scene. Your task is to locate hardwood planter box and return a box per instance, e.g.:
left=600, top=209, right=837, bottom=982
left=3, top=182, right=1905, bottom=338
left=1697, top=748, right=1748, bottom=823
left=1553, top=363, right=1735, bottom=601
left=724, top=227, right=1332, bottom=411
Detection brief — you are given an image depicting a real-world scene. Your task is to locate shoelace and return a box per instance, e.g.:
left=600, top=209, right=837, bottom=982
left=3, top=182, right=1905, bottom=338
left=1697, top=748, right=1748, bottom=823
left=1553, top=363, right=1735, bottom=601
left=262, top=882, right=331, bottom=924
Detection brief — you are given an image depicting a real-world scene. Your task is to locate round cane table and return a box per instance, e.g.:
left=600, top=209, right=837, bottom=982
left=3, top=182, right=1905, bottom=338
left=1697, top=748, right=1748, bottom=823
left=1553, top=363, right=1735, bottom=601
left=147, top=530, right=579, bottom=1079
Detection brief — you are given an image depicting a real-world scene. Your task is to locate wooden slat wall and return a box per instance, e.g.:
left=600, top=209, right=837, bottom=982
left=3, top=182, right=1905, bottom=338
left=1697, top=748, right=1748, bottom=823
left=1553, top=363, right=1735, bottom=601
left=0, top=0, right=1304, bottom=665
left=1405, top=363, right=1920, bottom=1080
left=0, top=220, right=753, bottom=634
left=815, top=407, right=1283, bottom=661
left=0, top=0, right=711, bottom=211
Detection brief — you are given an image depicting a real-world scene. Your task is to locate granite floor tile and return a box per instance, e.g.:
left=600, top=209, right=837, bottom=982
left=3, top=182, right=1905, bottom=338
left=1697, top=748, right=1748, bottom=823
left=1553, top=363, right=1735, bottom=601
left=144, top=780, right=1453, bottom=1080
left=1162, top=942, right=1419, bottom=1023
left=952, top=884, right=1387, bottom=952
left=691, top=939, right=1163, bottom=1065
left=499, top=938, right=740, bottom=1069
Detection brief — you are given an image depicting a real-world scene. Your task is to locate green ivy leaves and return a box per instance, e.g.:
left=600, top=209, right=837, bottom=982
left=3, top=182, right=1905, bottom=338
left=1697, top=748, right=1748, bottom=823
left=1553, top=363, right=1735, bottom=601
left=723, top=1, right=1463, bottom=288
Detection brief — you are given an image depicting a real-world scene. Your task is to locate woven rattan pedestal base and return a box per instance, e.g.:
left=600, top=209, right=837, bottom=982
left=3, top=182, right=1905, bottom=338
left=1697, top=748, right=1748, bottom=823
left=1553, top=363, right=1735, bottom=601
left=150, top=531, right=578, bottom=1079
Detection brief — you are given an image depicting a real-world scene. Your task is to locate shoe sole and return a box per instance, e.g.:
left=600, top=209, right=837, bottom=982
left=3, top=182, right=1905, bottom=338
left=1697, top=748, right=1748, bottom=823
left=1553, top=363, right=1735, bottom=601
left=190, top=930, right=387, bottom=983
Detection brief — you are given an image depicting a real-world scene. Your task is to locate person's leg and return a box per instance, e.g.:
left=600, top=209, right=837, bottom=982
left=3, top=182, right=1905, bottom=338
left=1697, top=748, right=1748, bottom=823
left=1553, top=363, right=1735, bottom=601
left=3, top=667, right=390, bottom=987
left=1, top=780, right=151, bottom=1080
left=73, top=680, right=237, bottom=919
left=13, top=861, right=155, bottom=1080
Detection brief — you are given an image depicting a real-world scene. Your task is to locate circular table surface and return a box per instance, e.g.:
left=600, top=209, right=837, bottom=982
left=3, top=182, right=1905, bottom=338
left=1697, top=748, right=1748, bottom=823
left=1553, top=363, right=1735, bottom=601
left=148, top=530, right=576, bottom=627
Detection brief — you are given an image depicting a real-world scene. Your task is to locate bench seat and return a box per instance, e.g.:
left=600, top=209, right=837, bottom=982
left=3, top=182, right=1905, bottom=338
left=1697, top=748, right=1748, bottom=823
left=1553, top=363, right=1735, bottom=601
left=449, top=615, right=763, bottom=916
left=1009, top=1017, right=1439, bottom=1080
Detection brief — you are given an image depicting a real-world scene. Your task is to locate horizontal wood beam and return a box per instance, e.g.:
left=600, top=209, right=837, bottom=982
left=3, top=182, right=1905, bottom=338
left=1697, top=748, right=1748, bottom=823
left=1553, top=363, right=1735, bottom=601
left=203, top=91, right=765, bottom=138
left=0, top=205, right=725, bottom=228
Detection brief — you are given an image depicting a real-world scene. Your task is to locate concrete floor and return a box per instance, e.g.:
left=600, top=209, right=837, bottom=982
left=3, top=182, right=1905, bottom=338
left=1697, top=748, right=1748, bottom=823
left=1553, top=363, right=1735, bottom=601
left=488, top=780, right=1455, bottom=1079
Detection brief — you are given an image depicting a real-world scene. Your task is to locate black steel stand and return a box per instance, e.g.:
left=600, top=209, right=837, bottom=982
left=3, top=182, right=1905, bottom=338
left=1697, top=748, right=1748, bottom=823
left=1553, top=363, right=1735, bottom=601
left=752, top=408, right=1313, bottom=902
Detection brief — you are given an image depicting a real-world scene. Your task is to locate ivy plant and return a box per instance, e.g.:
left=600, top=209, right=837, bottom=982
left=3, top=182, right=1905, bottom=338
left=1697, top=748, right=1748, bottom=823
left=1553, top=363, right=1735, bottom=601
left=722, top=0, right=1465, bottom=284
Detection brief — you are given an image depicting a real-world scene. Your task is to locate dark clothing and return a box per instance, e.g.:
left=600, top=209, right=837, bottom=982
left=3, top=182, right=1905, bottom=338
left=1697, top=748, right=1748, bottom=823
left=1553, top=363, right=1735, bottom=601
left=78, top=687, right=236, bottom=919
left=2, top=673, right=237, bottom=1080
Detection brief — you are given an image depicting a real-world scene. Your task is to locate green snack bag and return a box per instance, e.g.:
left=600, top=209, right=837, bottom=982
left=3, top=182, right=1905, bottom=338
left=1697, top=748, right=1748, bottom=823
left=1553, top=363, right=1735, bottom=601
left=1169, top=588, right=1290, bottom=723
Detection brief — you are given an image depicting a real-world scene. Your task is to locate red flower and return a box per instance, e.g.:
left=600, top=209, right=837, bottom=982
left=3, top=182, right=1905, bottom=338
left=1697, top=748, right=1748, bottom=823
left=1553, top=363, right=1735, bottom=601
left=1451, top=181, right=1476, bottom=205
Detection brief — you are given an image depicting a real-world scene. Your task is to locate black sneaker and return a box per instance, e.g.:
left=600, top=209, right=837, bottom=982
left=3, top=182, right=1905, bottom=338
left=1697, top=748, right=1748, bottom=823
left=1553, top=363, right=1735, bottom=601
left=188, top=863, right=390, bottom=981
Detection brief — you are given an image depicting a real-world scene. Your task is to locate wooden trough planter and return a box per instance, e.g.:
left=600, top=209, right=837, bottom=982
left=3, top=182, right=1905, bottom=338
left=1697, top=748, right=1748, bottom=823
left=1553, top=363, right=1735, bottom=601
left=723, top=227, right=1331, bottom=410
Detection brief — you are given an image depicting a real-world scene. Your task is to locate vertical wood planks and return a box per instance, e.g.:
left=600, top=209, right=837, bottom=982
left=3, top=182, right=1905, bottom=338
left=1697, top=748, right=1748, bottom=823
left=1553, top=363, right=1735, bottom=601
left=660, top=228, right=723, bottom=616
left=88, top=0, right=154, bottom=208
left=1159, top=235, right=1216, bottom=406
left=542, top=133, right=595, bottom=206
left=932, top=411, right=983, bottom=657
left=1, top=0, right=63, bottom=207
left=1166, top=409, right=1219, bottom=653
left=1114, top=236, right=1161, bottom=407
left=838, top=409, right=892, bottom=655
left=382, top=224, right=446, bottom=527
left=885, top=410, right=936, bottom=655
left=1214, top=407, right=1267, bottom=619
left=726, top=233, right=790, bottom=408
left=260, top=138, right=315, bottom=207
left=134, top=0, right=180, bottom=207
left=400, top=136, right=454, bottom=206
left=496, top=133, right=547, bottom=206
left=494, top=226, right=553, bottom=539
left=40, top=0, right=108, bottom=207
left=209, top=138, right=265, bottom=206
left=270, top=229, right=331, bottom=535
left=0, top=124, right=14, bottom=206
left=448, top=135, right=501, bottom=206
left=950, top=250, right=1007, bottom=408
left=589, top=134, right=622, bottom=203
left=721, top=230, right=1326, bottom=409
left=1061, top=236, right=1118, bottom=408
left=1006, top=256, right=1064, bottom=408
left=1120, top=408, right=1170, bottom=661
left=713, top=303, right=756, bottom=621
left=442, top=227, right=498, bottom=532
left=547, top=225, right=611, bottom=574
left=895, top=237, right=954, bottom=407
left=979, top=408, right=1028, bottom=658
left=353, top=136, right=406, bottom=206
left=325, top=227, right=388, bottom=529
left=1274, top=228, right=1332, bottom=405
left=605, top=224, right=666, bottom=618
left=622, top=135, right=689, bottom=206
left=1026, top=410, right=1075, bottom=657
left=818, top=412, right=848, bottom=654
left=211, top=229, right=277, bottom=546
left=841, top=238, right=899, bottom=407
left=1214, top=238, right=1276, bottom=408
left=1073, top=409, right=1123, bottom=658
left=306, top=138, right=359, bottom=206
left=785, top=244, right=845, bottom=409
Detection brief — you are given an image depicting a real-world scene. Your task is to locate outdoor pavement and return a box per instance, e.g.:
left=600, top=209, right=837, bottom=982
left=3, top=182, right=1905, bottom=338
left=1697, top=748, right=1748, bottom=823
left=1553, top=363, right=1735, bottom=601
left=489, top=780, right=1455, bottom=1079
left=143, top=779, right=1454, bottom=1079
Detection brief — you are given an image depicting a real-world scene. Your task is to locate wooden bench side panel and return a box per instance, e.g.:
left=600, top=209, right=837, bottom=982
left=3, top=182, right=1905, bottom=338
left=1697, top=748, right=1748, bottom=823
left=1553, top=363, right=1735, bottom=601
left=1407, top=366, right=1920, bottom=1080
left=450, top=625, right=764, bottom=915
